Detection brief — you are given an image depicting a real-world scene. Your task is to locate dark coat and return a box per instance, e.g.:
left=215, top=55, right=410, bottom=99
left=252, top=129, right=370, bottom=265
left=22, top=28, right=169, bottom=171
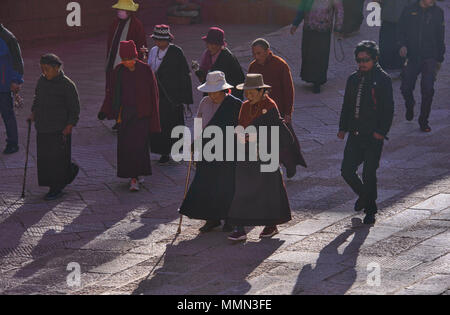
left=398, top=2, right=445, bottom=63
left=31, top=71, right=80, bottom=134
left=227, top=98, right=293, bottom=227
left=101, top=60, right=161, bottom=134
left=179, top=95, right=242, bottom=220
left=339, top=65, right=394, bottom=138
left=0, top=24, right=24, bottom=76
left=151, top=44, right=193, bottom=155
left=196, top=48, right=245, bottom=100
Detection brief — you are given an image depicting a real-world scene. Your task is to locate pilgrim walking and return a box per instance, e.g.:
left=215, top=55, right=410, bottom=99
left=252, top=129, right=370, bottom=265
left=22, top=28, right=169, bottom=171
left=248, top=38, right=307, bottom=178
left=342, top=0, right=365, bottom=37
left=194, top=27, right=245, bottom=100
left=290, top=0, right=344, bottom=94
left=338, top=41, right=394, bottom=225
left=98, top=40, right=160, bottom=191
left=103, top=0, right=147, bottom=130
left=29, top=54, right=80, bottom=201
left=148, top=25, right=193, bottom=164
left=227, top=74, right=295, bottom=241
left=0, top=23, right=24, bottom=155
left=398, top=0, right=445, bottom=132
left=179, top=71, right=242, bottom=233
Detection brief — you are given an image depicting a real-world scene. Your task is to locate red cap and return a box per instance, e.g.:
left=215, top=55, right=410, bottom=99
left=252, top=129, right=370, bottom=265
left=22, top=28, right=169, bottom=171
left=119, top=40, right=138, bottom=60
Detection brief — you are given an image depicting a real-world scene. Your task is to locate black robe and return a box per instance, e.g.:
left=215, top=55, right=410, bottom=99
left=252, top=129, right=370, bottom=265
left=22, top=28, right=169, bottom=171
left=179, top=95, right=242, bottom=220
left=209, top=48, right=245, bottom=100
left=150, top=45, right=193, bottom=155
left=228, top=104, right=294, bottom=227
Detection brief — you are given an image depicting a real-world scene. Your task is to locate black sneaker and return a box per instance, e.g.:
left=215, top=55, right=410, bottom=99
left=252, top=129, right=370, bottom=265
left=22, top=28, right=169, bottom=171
left=259, top=226, right=279, bottom=238
left=3, top=144, right=19, bottom=155
left=199, top=220, right=221, bottom=233
left=44, top=190, right=64, bottom=201
left=158, top=155, right=170, bottom=164
left=420, top=124, right=431, bottom=132
left=286, top=167, right=296, bottom=179
left=354, top=197, right=365, bottom=212
left=363, top=213, right=376, bottom=225
left=405, top=107, right=414, bottom=121
left=228, top=230, right=247, bottom=241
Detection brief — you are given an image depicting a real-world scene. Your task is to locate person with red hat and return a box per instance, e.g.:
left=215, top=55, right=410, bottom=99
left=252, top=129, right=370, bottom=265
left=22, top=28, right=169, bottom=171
left=98, top=40, right=160, bottom=192
left=102, top=0, right=148, bottom=131
left=148, top=25, right=193, bottom=165
left=194, top=27, right=245, bottom=100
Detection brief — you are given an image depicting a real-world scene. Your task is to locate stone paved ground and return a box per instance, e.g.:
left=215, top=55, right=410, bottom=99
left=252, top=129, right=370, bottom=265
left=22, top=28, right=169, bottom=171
left=1, top=2, right=450, bottom=295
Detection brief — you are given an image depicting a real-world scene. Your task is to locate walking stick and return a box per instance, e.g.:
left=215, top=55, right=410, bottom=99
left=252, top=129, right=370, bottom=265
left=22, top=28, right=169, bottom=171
left=177, top=151, right=194, bottom=234
left=21, top=120, right=32, bottom=199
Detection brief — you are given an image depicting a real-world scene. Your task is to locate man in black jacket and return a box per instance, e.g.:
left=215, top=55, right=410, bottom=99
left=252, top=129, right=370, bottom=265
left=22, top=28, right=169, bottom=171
left=398, top=0, right=445, bottom=132
left=338, top=41, right=394, bottom=225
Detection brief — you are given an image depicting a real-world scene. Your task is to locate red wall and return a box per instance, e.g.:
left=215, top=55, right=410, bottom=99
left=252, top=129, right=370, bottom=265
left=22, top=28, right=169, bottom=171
left=1, top=0, right=296, bottom=47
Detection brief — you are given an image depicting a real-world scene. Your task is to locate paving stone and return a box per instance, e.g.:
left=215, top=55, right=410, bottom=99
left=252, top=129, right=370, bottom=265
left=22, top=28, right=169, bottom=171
left=411, top=194, right=450, bottom=211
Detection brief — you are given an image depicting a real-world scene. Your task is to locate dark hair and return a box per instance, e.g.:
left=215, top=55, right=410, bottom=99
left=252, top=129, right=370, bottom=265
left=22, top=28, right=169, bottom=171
left=252, top=38, right=270, bottom=50
left=354, top=40, right=380, bottom=60
left=40, top=53, right=63, bottom=67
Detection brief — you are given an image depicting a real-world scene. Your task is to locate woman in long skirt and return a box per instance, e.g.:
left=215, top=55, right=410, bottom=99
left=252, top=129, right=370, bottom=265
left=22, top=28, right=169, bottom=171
left=290, top=0, right=344, bottom=94
left=29, top=54, right=80, bottom=200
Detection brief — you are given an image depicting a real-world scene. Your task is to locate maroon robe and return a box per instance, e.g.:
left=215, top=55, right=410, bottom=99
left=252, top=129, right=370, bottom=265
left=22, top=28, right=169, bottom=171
left=100, top=61, right=160, bottom=178
left=103, top=16, right=148, bottom=110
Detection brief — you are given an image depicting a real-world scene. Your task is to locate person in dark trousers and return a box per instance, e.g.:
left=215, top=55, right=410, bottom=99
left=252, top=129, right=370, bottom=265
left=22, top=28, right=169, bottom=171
left=0, top=24, right=24, bottom=155
left=338, top=41, right=394, bottom=225
left=398, top=0, right=445, bottom=132
left=342, top=0, right=365, bottom=37
left=148, top=25, right=193, bottom=164
left=376, top=0, right=416, bottom=74
left=29, top=54, right=80, bottom=201
left=195, top=27, right=245, bottom=100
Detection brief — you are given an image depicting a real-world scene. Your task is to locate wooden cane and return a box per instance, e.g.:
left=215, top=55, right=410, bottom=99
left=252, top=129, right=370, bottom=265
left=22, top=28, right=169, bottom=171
left=21, top=120, right=32, bottom=198
left=177, top=151, right=194, bottom=233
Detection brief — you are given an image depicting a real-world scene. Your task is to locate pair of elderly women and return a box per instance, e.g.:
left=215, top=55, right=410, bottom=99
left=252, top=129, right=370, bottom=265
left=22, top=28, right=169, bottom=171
left=180, top=71, right=298, bottom=241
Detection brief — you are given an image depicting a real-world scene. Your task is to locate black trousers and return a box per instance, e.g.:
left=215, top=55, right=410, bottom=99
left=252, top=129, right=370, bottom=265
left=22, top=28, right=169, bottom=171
left=400, top=58, right=438, bottom=127
left=379, top=21, right=404, bottom=71
left=341, top=134, right=384, bottom=214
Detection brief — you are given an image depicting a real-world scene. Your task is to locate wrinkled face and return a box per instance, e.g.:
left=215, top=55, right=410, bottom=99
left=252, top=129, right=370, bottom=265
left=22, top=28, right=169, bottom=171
left=208, top=91, right=226, bottom=104
left=40, top=64, right=60, bottom=80
left=154, top=39, right=170, bottom=50
left=206, top=43, right=222, bottom=55
left=244, top=89, right=264, bottom=104
left=252, top=45, right=270, bottom=65
left=356, top=51, right=376, bottom=72
left=421, top=0, right=435, bottom=8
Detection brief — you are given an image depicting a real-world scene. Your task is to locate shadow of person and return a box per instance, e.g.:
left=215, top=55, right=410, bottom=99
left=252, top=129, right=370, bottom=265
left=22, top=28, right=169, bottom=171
left=132, top=233, right=285, bottom=295
left=292, top=218, right=371, bottom=295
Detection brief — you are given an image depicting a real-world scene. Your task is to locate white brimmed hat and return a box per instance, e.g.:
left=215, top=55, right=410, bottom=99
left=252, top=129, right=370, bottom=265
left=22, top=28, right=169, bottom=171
left=197, top=71, right=234, bottom=93
left=236, top=73, right=271, bottom=90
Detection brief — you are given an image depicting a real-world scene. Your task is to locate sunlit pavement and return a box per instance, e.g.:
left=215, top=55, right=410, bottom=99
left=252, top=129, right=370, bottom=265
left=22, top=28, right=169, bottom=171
left=0, top=4, right=449, bottom=294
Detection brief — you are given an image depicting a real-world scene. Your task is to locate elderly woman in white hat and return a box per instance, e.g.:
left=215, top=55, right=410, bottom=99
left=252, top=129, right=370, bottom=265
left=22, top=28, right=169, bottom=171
left=227, top=73, right=294, bottom=241
left=179, top=71, right=242, bottom=233
left=148, top=25, right=193, bottom=164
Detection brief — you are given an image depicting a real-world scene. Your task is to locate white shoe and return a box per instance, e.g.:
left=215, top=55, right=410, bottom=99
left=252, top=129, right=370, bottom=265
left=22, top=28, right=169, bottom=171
left=129, top=179, right=140, bottom=191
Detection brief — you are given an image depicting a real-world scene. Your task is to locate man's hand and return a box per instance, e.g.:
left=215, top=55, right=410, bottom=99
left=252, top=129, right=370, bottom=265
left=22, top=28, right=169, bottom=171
left=10, top=83, right=21, bottom=94
left=284, top=114, right=292, bottom=124
left=290, top=26, right=298, bottom=35
left=337, top=131, right=346, bottom=140
left=399, top=46, right=408, bottom=58
left=373, top=132, right=384, bottom=140
left=62, top=125, right=73, bottom=136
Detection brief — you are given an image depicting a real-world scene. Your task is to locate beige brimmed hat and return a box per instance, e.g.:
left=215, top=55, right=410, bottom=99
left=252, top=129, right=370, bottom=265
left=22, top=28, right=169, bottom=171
left=198, top=71, right=234, bottom=93
left=112, top=0, right=139, bottom=12
left=236, top=73, right=271, bottom=90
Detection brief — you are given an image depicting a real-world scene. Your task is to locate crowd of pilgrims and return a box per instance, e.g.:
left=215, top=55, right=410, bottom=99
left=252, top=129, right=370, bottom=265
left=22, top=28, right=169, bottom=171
left=5, top=0, right=444, bottom=241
